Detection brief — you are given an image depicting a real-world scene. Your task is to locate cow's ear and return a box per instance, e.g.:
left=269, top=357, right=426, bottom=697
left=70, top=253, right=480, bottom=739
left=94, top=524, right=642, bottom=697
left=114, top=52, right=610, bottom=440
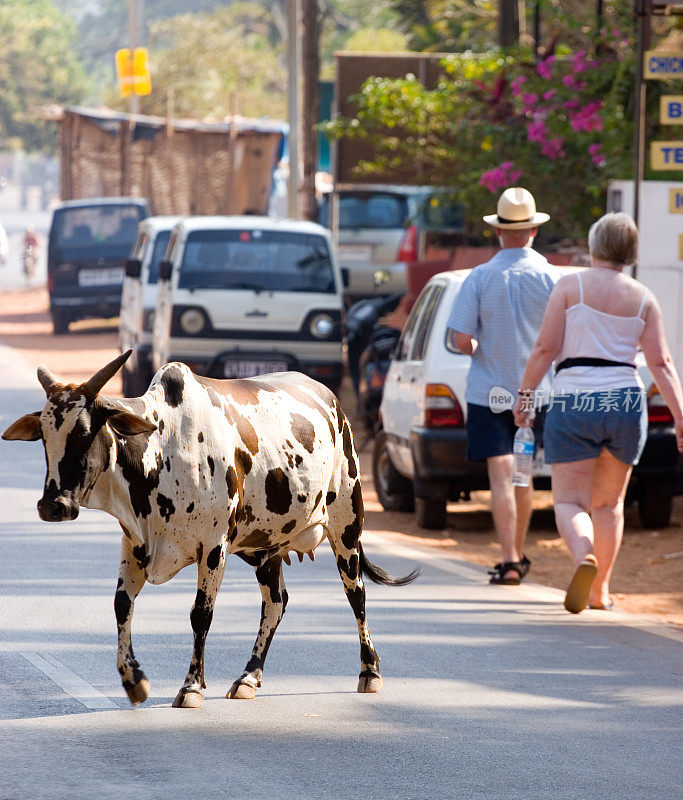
left=108, top=411, right=157, bottom=437
left=2, top=412, right=42, bottom=441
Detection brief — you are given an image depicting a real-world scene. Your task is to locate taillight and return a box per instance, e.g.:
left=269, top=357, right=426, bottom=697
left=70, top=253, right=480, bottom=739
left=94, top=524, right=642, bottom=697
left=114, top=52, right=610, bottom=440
left=424, top=383, right=464, bottom=427
left=396, top=225, right=418, bottom=262
left=647, top=383, right=674, bottom=425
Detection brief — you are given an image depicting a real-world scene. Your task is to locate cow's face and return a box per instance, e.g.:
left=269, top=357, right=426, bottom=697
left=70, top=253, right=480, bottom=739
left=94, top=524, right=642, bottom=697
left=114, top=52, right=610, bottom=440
left=2, top=351, right=156, bottom=522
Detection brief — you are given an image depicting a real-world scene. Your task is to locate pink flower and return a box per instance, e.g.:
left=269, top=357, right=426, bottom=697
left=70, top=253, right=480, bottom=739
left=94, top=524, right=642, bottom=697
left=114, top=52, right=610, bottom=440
left=526, top=119, right=548, bottom=143
left=572, top=50, right=588, bottom=74
left=569, top=101, right=604, bottom=133
left=540, top=137, right=566, bottom=159
left=563, top=98, right=580, bottom=109
left=536, top=56, right=555, bottom=80
left=542, top=90, right=556, bottom=101
left=511, top=76, right=527, bottom=97
left=588, top=143, right=606, bottom=167
left=479, top=162, right=524, bottom=193
left=522, top=93, right=538, bottom=106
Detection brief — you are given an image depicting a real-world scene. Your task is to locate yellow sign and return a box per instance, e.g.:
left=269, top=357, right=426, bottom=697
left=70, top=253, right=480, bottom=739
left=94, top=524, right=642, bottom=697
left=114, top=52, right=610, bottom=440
left=645, top=51, right=683, bottom=80
left=661, top=96, right=683, bottom=125
left=651, top=142, right=683, bottom=171
left=670, top=188, right=683, bottom=213
left=115, top=48, right=152, bottom=98
left=679, top=234, right=683, bottom=261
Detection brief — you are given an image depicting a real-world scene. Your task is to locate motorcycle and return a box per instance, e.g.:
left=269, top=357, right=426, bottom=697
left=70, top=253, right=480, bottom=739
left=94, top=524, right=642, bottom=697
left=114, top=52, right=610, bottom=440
left=346, top=293, right=402, bottom=433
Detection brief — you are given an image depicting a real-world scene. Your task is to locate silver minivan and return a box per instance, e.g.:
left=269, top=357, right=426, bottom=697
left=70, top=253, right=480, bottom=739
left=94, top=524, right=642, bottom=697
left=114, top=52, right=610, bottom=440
left=119, top=216, right=182, bottom=396
left=320, top=185, right=464, bottom=302
left=152, top=216, right=345, bottom=393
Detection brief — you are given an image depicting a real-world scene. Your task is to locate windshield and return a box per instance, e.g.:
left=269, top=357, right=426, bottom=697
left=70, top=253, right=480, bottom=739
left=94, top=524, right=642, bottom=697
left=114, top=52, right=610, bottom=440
left=147, top=231, right=171, bottom=284
left=335, top=193, right=408, bottom=230
left=51, top=204, right=145, bottom=248
left=178, top=229, right=336, bottom=293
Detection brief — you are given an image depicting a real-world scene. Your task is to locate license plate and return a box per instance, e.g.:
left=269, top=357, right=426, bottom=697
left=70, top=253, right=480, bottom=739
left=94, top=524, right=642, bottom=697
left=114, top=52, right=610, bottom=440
left=337, top=244, right=372, bottom=263
left=223, top=359, right=289, bottom=378
left=78, top=267, right=125, bottom=287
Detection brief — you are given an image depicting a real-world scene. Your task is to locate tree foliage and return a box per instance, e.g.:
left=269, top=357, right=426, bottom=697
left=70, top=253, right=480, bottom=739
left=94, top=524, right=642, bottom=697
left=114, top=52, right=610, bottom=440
left=0, top=0, right=90, bottom=151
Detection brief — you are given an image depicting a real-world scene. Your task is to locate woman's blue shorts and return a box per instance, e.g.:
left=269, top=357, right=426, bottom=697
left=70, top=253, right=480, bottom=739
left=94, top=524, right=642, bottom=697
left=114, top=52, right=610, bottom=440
left=544, top=387, right=647, bottom=466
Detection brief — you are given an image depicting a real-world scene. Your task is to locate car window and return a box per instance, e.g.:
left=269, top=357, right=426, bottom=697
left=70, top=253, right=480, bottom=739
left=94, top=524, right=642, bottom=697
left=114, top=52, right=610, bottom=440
left=337, top=193, right=408, bottom=230
left=178, top=230, right=336, bottom=294
left=51, top=204, right=145, bottom=248
left=394, top=284, right=433, bottom=361
left=414, top=194, right=464, bottom=230
left=130, top=231, right=147, bottom=259
left=411, top=284, right=445, bottom=361
left=146, top=231, right=171, bottom=284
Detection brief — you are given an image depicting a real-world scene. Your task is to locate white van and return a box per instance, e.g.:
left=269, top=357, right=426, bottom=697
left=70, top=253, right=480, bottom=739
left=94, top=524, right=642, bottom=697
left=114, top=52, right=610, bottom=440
left=152, top=216, right=345, bottom=393
left=119, top=216, right=182, bottom=396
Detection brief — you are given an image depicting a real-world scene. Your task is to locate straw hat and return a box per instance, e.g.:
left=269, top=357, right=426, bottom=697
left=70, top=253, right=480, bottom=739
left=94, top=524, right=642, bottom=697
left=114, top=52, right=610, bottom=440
left=483, top=187, right=550, bottom=229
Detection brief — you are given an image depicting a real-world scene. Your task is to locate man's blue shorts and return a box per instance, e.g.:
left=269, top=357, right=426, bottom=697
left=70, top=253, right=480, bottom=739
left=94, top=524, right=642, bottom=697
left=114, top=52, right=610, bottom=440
left=544, top=388, right=647, bottom=466
left=466, top=403, right=545, bottom=461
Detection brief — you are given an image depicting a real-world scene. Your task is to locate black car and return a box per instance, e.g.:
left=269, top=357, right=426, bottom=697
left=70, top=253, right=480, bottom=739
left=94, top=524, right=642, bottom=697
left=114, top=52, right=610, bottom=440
left=47, top=198, right=149, bottom=334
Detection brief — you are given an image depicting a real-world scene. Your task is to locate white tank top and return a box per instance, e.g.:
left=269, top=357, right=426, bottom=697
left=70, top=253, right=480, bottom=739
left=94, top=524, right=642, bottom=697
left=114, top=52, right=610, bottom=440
left=553, top=272, right=647, bottom=394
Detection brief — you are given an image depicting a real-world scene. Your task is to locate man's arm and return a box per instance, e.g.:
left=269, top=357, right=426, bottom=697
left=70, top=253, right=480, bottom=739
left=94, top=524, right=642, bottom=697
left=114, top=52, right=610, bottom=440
left=446, top=328, right=478, bottom=355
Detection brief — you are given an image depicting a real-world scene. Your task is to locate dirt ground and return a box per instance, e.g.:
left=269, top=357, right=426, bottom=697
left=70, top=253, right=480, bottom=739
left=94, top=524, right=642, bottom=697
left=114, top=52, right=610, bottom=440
left=2, top=287, right=682, bottom=627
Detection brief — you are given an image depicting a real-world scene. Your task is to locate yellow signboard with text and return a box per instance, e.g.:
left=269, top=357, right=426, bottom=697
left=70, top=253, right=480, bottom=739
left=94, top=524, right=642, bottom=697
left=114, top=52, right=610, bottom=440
left=645, top=51, right=683, bottom=80
left=115, top=48, right=152, bottom=98
left=661, top=96, right=683, bottom=125
left=651, top=142, right=683, bottom=171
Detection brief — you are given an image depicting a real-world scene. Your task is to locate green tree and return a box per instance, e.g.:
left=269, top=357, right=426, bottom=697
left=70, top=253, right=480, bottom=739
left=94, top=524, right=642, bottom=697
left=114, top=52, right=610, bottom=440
left=0, top=0, right=90, bottom=151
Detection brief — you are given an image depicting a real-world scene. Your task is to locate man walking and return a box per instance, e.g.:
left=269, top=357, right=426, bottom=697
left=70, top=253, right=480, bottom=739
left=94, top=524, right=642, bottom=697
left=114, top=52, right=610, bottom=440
left=446, top=187, right=560, bottom=585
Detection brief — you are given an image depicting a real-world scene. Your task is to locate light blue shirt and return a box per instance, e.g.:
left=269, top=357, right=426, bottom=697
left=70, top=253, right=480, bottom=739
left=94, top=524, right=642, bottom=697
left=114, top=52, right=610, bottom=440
left=447, top=247, right=561, bottom=407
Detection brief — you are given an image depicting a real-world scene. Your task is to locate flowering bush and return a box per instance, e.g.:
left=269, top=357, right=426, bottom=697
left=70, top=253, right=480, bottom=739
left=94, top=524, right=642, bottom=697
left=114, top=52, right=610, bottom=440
left=323, top=27, right=652, bottom=244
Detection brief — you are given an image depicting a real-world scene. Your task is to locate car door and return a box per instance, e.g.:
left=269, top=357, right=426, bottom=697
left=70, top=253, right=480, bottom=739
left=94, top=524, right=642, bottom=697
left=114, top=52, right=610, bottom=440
left=381, top=283, right=437, bottom=474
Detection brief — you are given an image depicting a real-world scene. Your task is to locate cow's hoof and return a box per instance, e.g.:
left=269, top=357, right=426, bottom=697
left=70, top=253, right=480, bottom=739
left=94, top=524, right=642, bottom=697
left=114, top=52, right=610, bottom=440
left=226, top=682, right=257, bottom=700
left=172, top=690, right=204, bottom=708
left=125, top=678, right=150, bottom=706
left=357, top=675, right=383, bottom=693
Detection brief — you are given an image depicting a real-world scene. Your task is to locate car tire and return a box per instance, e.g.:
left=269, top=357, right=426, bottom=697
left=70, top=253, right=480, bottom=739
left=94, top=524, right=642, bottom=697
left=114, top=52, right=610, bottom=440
left=637, top=481, right=673, bottom=528
left=372, top=430, right=414, bottom=512
left=51, top=310, right=70, bottom=335
left=415, top=495, right=447, bottom=530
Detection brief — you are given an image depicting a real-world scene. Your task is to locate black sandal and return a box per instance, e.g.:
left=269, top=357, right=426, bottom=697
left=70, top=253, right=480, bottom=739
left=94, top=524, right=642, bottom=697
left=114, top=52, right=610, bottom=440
left=491, top=555, right=531, bottom=580
left=488, top=561, right=523, bottom=585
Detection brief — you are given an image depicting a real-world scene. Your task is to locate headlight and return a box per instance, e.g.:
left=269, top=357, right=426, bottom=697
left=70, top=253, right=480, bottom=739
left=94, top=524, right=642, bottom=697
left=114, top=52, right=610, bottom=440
left=309, top=313, right=334, bottom=339
left=142, top=309, right=155, bottom=332
left=179, top=308, right=206, bottom=335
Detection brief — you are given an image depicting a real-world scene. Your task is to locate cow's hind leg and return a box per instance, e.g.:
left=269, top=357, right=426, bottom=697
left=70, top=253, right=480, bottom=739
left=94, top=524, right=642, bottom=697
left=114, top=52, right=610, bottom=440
left=327, top=479, right=383, bottom=693
left=227, top=552, right=288, bottom=700
left=115, top=535, right=150, bottom=705
left=172, top=540, right=228, bottom=709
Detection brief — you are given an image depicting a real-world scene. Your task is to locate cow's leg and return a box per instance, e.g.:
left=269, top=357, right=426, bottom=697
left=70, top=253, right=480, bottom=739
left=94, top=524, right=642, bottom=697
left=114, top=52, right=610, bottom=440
left=115, top=536, right=149, bottom=705
left=172, top=540, right=228, bottom=709
left=226, top=553, right=288, bottom=700
left=328, top=478, right=383, bottom=693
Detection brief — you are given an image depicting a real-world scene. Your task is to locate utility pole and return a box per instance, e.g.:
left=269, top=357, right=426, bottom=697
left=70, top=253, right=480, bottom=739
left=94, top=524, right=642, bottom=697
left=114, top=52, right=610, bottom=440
left=632, top=0, right=651, bottom=273
left=287, top=0, right=301, bottom=219
left=498, top=0, right=520, bottom=49
left=301, top=0, right=320, bottom=223
left=127, top=0, right=142, bottom=116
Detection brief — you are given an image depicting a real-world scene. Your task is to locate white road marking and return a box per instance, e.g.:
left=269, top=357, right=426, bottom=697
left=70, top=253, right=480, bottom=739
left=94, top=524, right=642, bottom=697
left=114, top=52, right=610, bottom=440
left=20, top=651, right=118, bottom=710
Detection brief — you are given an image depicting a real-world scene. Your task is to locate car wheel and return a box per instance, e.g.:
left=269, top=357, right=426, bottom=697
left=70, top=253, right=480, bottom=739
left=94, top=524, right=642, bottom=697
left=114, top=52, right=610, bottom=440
left=637, top=481, right=673, bottom=528
left=51, top=310, right=70, bottom=335
left=415, top=495, right=447, bottom=530
left=372, top=430, right=414, bottom=512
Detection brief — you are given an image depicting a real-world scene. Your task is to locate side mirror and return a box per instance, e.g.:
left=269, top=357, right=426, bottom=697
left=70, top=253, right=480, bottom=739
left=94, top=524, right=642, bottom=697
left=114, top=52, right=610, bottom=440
left=159, top=260, right=173, bottom=281
left=125, top=258, right=142, bottom=279
left=341, top=267, right=349, bottom=288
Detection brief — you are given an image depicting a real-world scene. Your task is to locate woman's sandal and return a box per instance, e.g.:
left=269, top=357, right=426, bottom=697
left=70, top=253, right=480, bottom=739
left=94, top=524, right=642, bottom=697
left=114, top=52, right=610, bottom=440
left=564, top=555, right=599, bottom=614
left=488, top=561, right=523, bottom=585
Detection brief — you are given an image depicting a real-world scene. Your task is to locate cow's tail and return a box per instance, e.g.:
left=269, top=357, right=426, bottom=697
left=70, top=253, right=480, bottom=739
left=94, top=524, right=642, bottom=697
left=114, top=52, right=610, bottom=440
left=359, top=543, right=420, bottom=586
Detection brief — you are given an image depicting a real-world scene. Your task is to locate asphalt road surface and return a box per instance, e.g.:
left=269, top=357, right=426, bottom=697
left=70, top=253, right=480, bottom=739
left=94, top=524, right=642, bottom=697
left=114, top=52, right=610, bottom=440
left=1, top=344, right=681, bottom=800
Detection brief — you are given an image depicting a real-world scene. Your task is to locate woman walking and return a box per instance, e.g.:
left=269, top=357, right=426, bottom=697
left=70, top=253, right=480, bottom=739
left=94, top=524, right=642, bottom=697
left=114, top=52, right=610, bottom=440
left=513, top=212, right=683, bottom=613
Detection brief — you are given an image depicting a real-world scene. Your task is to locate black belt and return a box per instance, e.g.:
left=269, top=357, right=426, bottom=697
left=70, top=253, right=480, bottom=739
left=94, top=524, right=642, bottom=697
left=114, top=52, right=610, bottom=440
left=556, top=357, right=636, bottom=374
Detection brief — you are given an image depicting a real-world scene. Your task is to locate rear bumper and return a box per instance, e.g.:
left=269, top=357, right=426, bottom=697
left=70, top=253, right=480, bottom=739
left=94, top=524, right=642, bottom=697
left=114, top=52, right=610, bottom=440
left=343, top=262, right=406, bottom=301
left=410, top=426, right=488, bottom=490
left=50, top=292, right=121, bottom=319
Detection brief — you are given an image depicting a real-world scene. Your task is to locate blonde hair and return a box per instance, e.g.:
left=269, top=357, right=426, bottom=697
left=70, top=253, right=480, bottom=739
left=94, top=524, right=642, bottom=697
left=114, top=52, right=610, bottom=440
left=588, top=212, right=638, bottom=267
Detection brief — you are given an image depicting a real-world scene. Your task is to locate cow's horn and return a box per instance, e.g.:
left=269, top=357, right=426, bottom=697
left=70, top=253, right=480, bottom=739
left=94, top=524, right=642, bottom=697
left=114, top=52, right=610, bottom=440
left=37, top=366, right=59, bottom=394
left=83, top=350, right=132, bottom=398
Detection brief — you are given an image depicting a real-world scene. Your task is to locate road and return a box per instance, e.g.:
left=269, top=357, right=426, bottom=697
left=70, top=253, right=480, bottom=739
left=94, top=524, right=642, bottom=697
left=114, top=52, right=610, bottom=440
left=1, top=343, right=682, bottom=800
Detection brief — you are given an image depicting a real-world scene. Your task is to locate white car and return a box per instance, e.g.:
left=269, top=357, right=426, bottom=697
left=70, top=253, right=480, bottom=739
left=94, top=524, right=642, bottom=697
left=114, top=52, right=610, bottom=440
left=375, top=270, right=681, bottom=529
left=152, top=216, right=345, bottom=393
left=119, top=215, right=182, bottom=396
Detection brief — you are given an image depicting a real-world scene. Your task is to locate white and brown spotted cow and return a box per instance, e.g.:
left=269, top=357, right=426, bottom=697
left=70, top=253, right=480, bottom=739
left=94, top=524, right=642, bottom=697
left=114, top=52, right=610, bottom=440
left=3, top=351, right=417, bottom=708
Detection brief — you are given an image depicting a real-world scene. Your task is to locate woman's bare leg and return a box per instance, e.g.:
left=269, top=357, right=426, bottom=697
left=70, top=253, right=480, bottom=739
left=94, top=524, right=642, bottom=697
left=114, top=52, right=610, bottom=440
left=551, top=458, right=598, bottom=563
left=589, top=449, right=632, bottom=608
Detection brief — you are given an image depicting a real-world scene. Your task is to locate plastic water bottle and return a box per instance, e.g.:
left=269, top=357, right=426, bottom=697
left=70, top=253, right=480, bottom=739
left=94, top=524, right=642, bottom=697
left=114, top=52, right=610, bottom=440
left=512, top=424, right=535, bottom=487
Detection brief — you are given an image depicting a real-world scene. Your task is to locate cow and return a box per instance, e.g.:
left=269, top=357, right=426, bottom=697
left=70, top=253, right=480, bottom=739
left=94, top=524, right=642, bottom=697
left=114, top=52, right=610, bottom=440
left=2, top=351, right=418, bottom=708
